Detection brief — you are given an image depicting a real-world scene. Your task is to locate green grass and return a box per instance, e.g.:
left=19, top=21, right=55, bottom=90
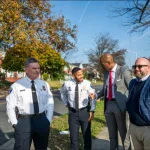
left=48, top=80, right=63, bottom=90
left=91, top=80, right=103, bottom=86
left=48, top=80, right=103, bottom=90
left=48, top=101, right=106, bottom=150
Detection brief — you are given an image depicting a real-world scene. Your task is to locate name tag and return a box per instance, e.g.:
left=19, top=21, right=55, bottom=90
left=20, top=89, right=25, bottom=92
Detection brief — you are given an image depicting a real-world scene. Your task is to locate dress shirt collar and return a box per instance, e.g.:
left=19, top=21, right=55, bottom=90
left=25, top=75, right=39, bottom=84
left=136, top=74, right=150, bottom=82
left=71, top=78, right=83, bottom=84
left=110, top=64, right=117, bottom=72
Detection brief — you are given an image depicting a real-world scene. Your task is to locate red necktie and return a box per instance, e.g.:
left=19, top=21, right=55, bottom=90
left=108, top=71, right=112, bottom=100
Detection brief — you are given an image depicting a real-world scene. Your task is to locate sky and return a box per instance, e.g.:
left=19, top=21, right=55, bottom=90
left=51, top=1, right=150, bottom=68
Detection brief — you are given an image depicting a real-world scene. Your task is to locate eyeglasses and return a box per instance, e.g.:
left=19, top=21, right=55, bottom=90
left=132, top=65, right=149, bottom=69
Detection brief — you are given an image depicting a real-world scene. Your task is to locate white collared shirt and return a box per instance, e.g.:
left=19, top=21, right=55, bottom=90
left=106, top=64, right=117, bottom=99
left=60, top=79, right=96, bottom=111
left=136, top=74, right=150, bottom=82
left=6, top=76, right=54, bottom=125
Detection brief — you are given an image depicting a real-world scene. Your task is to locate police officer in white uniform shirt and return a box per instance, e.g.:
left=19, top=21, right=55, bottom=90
left=6, top=58, right=54, bottom=150
left=60, top=67, right=96, bottom=150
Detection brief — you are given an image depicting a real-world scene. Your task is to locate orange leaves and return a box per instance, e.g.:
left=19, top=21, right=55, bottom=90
left=1, top=0, right=77, bottom=53
left=1, top=0, right=76, bottom=78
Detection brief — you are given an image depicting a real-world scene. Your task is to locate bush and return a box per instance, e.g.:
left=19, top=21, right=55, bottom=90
left=0, top=72, right=6, bottom=81
left=43, top=73, right=49, bottom=81
left=0, top=80, right=12, bottom=89
left=50, top=72, right=65, bottom=81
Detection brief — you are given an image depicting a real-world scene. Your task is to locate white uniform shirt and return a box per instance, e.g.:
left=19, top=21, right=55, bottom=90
left=60, top=79, right=96, bottom=111
left=106, top=64, right=117, bottom=99
left=6, top=76, right=54, bottom=125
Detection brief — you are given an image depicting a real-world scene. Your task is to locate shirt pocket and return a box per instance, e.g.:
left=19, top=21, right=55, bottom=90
left=67, top=90, right=74, bottom=102
left=17, top=90, right=29, bottom=108
left=39, top=90, right=47, bottom=105
left=80, top=90, right=88, bottom=99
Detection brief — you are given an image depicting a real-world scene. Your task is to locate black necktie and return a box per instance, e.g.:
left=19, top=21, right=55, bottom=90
left=75, top=82, right=79, bottom=111
left=31, top=80, right=39, bottom=114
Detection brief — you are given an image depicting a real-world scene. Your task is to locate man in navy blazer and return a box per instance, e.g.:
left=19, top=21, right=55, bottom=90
left=127, top=57, right=150, bottom=150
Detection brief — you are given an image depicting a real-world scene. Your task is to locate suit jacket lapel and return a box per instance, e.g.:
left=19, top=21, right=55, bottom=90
left=115, top=65, right=121, bottom=83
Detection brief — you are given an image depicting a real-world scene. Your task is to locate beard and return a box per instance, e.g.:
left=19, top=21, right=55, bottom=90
left=134, top=71, right=145, bottom=79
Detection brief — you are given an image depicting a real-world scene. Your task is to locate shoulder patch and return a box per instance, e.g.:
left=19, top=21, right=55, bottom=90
left=42, top=85, right=46, bottom=91
left=9, top=87, right=13, bottom=94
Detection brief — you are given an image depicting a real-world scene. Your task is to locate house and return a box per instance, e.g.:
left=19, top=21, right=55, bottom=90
left=63, top=63, right=90, bottom=80
left=0, top=52, right=24, bottom=82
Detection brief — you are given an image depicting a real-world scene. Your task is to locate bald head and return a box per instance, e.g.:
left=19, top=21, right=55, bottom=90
left=135, top=57, right=150, bottom=66
left=100, top=53, right=116, bottom=71
left=100, top=53, right=114, bottom=63
left=133, top=57, right=150, bottom=78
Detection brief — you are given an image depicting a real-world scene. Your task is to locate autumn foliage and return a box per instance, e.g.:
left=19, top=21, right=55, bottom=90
left=2, top=41, right=66, bottom=77
left=0, top=0, right=77, bottom=78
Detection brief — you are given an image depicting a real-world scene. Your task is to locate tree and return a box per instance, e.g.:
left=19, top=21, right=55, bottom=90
left=0, top=0, right=77, bottom=53
left=87, top=33, right=126, bottom=77
left=112, top=0, right=150, bottom=33
left=2, top=41, right=66, bottom=79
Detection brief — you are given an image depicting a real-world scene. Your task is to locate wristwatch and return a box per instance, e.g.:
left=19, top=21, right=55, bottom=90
left=12, top=124, right=17, bottom=129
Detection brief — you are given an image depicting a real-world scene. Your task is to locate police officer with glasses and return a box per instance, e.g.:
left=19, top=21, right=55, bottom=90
left=60, top=67, right=96, bottom=150
left=6, top=57, right=54, bottom=150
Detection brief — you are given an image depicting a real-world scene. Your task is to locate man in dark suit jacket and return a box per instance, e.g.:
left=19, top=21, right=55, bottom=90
left=97, top=53, right=132, bottom=150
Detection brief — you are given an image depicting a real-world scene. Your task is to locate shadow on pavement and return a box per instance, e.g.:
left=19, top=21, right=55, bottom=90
left=0, top=128, right=14, bottom=146
left=0, top=128, right=8, bottom=146
left=53, top=111, right=62, bottom=117
left=92, top=138, right=123, bottom=150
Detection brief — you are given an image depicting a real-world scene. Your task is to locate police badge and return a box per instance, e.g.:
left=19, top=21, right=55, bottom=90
left=42, top=86, right=46, bottom=91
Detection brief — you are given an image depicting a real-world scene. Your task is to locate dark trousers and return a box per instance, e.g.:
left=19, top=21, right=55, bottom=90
left=105, top=101, right=127, bottom=150
left=68, top=107, right=91, bottom=150
left=14, top=113, right=50, bottom=150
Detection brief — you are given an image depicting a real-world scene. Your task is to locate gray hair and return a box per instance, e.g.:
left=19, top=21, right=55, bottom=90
left=24, top=57, right=39, bottom=67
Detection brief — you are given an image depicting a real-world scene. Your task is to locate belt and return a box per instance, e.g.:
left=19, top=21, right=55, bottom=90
left=18, top=112, right=45, bottom=118
left=106, top=98, right=116, bottom=101
left=69, top=106, right=88, bottom=112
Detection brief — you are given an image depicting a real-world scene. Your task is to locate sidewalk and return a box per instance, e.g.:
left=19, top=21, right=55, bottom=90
left=92, top=127, right=110, bottom=150
left=92, top=127, right=123, bottom=150
left=0, top=127, right=123, bottom=150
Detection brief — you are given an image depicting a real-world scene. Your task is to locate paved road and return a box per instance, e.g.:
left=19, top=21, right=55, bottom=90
left=0, top=90, right=68, bottom=146
left=0, top=85, right=102, bottom=146
left=0, top=101, right=14, bottom=146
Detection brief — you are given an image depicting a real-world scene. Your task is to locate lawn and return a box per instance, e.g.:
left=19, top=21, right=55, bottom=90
left=48, top=80, right=63, bottom=90
left=48, top=101, right=106, bottom=150
left=91, top=80, right=103, bottom=86
left=0, top=78, right=103, bottom=90
left=48, top=80, right=103, bottom=90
